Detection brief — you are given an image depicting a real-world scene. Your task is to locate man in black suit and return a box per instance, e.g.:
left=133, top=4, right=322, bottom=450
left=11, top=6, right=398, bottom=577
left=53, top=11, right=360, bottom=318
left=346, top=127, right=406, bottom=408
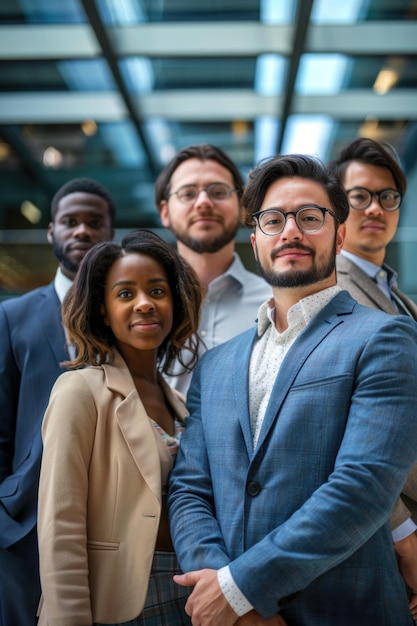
left=0, top=178, right=115, bottom=625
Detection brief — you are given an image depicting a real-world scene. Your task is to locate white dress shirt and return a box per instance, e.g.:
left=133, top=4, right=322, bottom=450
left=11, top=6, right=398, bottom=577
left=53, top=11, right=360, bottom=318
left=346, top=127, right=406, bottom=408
left=164, top=253, right=271, bottom=396
left=218, top=286, right=342, bottom=616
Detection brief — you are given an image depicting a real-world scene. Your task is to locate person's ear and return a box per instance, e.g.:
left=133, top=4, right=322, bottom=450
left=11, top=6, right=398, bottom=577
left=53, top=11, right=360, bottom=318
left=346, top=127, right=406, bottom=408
left=335, top=223, right=346, bottom=255
left=250, top=232, right=258, bottom=260
left=159, top=201, right=170, bottom=227
left=46, top=222, right=54, bottom=245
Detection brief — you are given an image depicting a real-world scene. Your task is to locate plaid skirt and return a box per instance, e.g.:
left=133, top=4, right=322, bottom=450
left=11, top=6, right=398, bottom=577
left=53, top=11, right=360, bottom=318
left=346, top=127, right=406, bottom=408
left=94, top=551, right=192, bottom=626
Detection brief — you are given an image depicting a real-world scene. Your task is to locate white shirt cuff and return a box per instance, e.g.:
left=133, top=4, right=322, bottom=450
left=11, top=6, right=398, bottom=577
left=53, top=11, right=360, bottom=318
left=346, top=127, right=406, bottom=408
left=217, top=565, right=253, bottom=617
left=392, top=518, right=417, bottom=542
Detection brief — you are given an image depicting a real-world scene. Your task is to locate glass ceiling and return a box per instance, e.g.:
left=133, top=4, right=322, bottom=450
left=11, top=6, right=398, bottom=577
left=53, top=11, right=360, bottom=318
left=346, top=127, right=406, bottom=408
left=0, top=0, right=416, bottom=241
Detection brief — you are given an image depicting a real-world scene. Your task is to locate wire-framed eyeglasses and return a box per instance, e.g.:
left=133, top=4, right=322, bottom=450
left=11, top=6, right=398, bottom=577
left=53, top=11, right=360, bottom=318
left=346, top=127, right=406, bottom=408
left=169, top=183, right=238, bottom=205
left=252, top=205, right=339, bottom=236
left=346, top=187, right=402, bottom=212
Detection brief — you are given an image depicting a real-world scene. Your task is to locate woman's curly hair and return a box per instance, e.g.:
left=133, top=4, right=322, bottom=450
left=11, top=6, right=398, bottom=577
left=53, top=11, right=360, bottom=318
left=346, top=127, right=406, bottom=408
left=62, top=229, right=203, bottom=375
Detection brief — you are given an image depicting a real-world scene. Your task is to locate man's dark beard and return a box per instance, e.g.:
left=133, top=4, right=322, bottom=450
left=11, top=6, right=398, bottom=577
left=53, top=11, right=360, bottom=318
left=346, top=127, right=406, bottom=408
left=171, top=225, right=239, bottom=254
left=255, top=241, right=336, bottom=288
left=52, top=238, right=79, bottom=275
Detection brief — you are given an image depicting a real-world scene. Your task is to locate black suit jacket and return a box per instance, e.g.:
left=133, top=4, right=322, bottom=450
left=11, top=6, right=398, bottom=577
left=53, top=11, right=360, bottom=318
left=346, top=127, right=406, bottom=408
left=0, top=282, right=69, bottom=549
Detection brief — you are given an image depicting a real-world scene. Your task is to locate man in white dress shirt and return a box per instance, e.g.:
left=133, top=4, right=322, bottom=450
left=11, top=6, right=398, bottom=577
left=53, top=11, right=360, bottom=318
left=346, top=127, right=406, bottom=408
left=155, top=144, right=271, bottom=396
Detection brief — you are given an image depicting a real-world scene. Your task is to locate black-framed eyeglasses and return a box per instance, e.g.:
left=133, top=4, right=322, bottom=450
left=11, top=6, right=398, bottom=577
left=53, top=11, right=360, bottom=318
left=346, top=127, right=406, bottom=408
left=346, top=187, right=402, bottom=212
left=168, top=183, right=238, bottom=205
left=252, top=205, right=339, bottom=236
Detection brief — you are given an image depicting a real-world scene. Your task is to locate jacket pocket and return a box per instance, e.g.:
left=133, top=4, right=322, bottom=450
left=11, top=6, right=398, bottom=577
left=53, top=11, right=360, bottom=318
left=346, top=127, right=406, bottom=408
left=87, top=540, right=119, bottom=551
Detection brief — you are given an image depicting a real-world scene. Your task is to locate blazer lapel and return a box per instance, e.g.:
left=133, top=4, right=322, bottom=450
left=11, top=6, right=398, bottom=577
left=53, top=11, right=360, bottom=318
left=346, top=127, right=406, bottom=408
left=232, top=330, right=259, bottom=457
left=254, top=291, right=356, bottom=451
left=337, top=255, right=398, bottom=314
left=103, top=353, right=161, bottom=500
left=116, top=392, right=161, bottom=499
left=37, top=283, right=69, bottom=364
left=391, top=284, right=417, bottom=320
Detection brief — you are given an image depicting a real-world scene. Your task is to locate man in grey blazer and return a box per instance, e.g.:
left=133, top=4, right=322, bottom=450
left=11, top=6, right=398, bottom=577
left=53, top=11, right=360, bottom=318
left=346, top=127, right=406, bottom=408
left=168, top=154, right=417, bottom=625
left=329, top=137, right=417, bottom=319
left=329, top=137, right=417, bottom=612
left=0, top=178, right=115, bottom=625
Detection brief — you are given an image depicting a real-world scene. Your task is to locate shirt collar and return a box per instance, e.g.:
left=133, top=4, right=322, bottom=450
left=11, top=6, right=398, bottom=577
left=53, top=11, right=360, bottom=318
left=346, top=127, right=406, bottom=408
left=341, top=249, right=398, bottom=286
left=257, top=286, right=342, bottom=337
left=54, top=267, right=73, bottom=303
left=209, top=253, right=248, bottom=289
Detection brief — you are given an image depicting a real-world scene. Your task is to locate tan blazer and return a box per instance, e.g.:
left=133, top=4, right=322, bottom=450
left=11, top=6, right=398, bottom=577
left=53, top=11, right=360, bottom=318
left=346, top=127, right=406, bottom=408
left=37, top=351, right=188, bottom=626
left=336, top=254, right=417, bottom=530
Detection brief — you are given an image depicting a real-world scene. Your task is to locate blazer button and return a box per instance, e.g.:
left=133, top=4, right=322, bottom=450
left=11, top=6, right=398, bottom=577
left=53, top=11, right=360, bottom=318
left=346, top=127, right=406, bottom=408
left=246, top=481, right=261, bottom=497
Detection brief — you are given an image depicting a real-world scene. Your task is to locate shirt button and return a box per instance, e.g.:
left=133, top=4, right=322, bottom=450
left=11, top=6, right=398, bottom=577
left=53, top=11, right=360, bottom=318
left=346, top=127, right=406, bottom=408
left=201, top=330, right=207, bottom=337
left=246, top=481, right=261, bottom=497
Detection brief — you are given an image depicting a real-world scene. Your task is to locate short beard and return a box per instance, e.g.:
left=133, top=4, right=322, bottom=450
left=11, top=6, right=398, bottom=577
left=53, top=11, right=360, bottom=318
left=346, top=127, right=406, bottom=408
left=255, top=241, right=337, bottom=288
left=52, top=238, right=79, bottom=276
left=171, top=225, right=239, bottom=254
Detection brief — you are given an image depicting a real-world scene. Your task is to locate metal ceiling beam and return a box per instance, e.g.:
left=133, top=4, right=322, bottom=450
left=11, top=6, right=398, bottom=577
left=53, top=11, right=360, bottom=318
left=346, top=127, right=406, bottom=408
left=116, top=21, right=417, bottom=57
left=307, top=22, right=417, bottom=54
left=1, top=22, right=416, bottom=60
left=0, top=93, right=126, bottom=123
left=1, top=90, right=416, bottom=123
left=0, top=126, right=57, bottom=198
left=276, top=0, right=314, bottom=154
left=0, top=25, right=99, bottom=59
left=78, top=0, right=159, bottom=177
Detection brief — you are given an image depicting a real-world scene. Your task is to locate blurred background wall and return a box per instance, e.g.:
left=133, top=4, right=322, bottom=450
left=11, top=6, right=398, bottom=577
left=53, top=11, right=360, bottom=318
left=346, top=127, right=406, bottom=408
left=1, top=0, right=417, bottom=299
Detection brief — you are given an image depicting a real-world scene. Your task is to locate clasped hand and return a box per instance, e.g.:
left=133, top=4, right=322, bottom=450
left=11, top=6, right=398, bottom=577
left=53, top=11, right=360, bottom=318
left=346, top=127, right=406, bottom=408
left=174, top=568, right=287, bottom=626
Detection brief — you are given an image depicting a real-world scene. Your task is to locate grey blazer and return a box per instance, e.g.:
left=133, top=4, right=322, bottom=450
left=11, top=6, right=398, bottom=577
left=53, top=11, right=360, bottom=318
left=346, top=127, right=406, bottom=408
left=336, top=254, right=417, bottom=318
left=336, top=254, right=417, bottom=527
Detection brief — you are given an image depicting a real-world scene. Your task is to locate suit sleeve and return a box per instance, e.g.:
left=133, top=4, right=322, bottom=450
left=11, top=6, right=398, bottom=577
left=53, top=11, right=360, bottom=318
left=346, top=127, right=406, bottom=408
left=391, top=494, right=415, bottom=531
left=0, top=304, right=39, bottom=549
left=38, top=372, right=97, bottom=625
left=0, top=304, right=19, bottom=482
left=0, top=291, right=67, bottom=549
left=168, top=359, right=232, bottom=571
left=169, top=316, right=417, bottom=618
left=390, top=464, right=417, bottom=533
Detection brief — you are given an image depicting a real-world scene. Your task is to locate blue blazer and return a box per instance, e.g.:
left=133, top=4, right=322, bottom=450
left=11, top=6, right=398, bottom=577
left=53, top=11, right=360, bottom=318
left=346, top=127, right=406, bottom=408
left=169, top=291, right=417, bottom=625
left=0, top=282, right=68, bottom=549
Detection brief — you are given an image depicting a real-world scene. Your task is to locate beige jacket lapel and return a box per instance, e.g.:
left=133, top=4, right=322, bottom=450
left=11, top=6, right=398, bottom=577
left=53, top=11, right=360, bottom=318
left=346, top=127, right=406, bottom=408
left=102, top=350, right=188, bottom=501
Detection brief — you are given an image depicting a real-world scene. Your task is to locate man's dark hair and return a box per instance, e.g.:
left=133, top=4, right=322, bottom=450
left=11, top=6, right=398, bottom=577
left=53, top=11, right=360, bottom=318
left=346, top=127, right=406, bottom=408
left=243, top=153, right=349, bottom=226
left=154, top=144, right=244, bottom=208
left=51, top=177, right=116, bottom=226
left=328, top=137, right=407, bottom=196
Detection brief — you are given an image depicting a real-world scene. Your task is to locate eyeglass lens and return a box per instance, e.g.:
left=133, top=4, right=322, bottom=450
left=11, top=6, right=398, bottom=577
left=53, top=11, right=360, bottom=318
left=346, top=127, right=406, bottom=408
left=347, top=187, right=401, bottom=211
left=257, top=207, right=325, bottom=235
left=175, top=183, right=232, bottom=203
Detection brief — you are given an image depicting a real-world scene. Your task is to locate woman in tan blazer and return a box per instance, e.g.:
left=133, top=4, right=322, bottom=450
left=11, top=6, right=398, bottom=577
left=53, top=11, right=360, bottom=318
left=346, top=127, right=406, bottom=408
left=37, top=229, right=202, bottom=626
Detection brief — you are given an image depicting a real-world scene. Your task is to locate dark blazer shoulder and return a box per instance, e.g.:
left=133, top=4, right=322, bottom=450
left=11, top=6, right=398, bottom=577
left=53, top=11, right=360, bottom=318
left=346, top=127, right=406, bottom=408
left=1, top=282, right=58, bottom=316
